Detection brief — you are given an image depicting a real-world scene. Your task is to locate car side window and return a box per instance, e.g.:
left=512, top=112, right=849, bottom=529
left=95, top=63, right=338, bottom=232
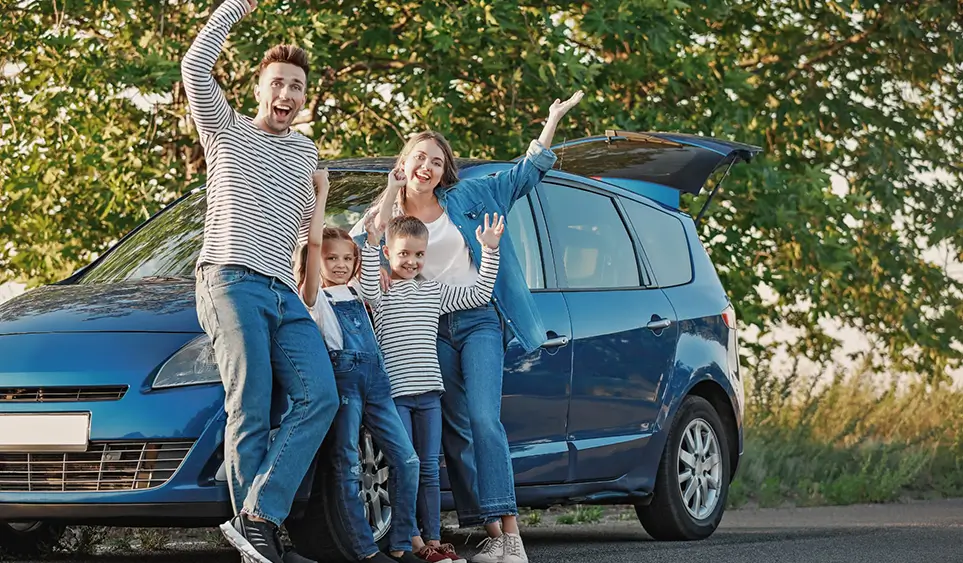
left=506, top=195, right=545, bottom=289
left=622, top=198, right=693, bottom=287
left=540, top=184, right=640, bottom=289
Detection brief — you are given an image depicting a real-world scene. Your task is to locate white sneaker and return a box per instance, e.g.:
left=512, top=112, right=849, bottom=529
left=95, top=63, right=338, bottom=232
left=501, top=533, right=528, bottom=563
left=471, top=535, right=505, bottom=563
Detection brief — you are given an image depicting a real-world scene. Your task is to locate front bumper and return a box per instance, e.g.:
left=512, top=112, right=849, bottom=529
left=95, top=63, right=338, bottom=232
left=2, top=501, right=231, bottom=527
left=0, top=332, right=234, bottom=525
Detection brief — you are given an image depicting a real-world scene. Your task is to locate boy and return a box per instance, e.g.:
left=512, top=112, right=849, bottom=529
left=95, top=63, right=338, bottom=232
left=359, top=189, right=504, bottom=563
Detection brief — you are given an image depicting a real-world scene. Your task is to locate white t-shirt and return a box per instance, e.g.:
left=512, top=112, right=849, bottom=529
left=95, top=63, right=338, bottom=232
left=305, top=281, right=362, bottom=351
left=422, top=211, right=479, bottom=286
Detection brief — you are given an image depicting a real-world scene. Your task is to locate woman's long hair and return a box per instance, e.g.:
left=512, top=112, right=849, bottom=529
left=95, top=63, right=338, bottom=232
left=294, top=228, right=361, bottom=291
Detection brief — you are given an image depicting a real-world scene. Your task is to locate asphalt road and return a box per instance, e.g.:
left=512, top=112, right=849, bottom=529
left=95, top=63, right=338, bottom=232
left=7, top=499, right=963, bottom=563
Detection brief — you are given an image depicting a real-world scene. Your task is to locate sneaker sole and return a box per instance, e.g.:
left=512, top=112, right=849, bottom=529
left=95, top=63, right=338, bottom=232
left=218, top=520, right=274, bottom=563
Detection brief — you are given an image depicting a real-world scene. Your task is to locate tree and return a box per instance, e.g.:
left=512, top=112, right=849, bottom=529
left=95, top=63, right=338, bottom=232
left=2, top=0, right=961, bottom=381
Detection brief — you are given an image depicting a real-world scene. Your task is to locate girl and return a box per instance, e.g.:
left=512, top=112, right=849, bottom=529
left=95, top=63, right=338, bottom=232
left=296, top=169, right=422, bottom=563
left=355, top=91, right=584, bottom=563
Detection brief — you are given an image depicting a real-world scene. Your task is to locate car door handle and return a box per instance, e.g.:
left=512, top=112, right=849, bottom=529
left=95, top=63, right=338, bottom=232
left=542, top=335, right=570, bottom=348
left=646, top=318, right=672, bottom=331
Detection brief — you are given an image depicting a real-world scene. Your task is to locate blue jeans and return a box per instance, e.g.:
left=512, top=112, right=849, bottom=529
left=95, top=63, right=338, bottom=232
left=437, top=305, right=517, bottom=527
left=195, top=264, right=339, bottom=526
left=394, top=391, right=443, bottom=541
left=329, top=350, right=419, bottom=557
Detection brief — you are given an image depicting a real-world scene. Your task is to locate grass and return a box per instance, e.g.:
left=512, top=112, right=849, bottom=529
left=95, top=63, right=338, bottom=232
left=555, top=505, right=604, bottom=525
left=728, top=362, right=963, bottom=509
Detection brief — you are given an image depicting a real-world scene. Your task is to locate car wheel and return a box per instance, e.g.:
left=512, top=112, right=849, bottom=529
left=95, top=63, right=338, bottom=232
left=636, top=395, right=731, bottom=540
left=0, top=521, right=66, bottom=557
left=286, top=430, right=392, bottom=562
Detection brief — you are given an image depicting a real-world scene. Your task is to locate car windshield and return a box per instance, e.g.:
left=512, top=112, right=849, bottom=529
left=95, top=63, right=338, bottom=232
left=77, top=172, right=387, bottom=285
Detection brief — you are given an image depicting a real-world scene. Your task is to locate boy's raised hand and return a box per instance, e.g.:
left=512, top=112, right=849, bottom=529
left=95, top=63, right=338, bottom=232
left=365, top=210, right=386, bottom=244
left=476, top=212, right=505, bottom=249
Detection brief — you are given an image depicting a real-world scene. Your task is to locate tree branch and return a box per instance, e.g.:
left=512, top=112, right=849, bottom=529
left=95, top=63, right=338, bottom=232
left=737, top=20, right=881, bottom=79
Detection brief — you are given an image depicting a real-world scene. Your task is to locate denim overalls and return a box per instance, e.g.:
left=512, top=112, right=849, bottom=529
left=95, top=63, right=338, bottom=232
left=324, top=288, right=419, bottom=558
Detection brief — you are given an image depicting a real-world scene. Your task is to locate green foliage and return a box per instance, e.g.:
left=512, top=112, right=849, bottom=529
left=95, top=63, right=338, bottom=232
left=2, top=0, right=961, bottom=379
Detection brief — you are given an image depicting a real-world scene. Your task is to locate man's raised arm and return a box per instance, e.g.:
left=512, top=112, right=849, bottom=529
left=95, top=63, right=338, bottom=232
left=180, top=0, right=254, bottom=136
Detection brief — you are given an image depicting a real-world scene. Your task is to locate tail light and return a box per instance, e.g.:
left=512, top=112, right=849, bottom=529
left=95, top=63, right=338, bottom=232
left=721, top=303, right=737, bottom=330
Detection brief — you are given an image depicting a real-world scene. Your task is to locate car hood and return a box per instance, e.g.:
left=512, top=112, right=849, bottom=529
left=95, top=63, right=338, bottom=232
left=0, top=279, right=201, bottom=335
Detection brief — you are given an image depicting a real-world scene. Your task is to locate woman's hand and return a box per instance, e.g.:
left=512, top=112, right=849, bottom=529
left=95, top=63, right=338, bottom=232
left=547, top=90, right=584, bottom=122
left=538, top=90, right=584, bottom=148
left=387, top=167, right=407, bottom=193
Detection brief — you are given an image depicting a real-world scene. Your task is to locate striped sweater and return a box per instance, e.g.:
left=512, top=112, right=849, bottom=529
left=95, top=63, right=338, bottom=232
left=181, top=0, right=317, bottom=292
left=359, top=243, right=500, bottom=398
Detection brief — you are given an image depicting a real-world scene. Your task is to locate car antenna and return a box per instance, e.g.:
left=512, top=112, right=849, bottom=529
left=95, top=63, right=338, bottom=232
left=694, top=159, right=736, bottom=226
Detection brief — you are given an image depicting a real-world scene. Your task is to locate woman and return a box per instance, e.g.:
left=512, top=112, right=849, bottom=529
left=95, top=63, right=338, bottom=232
left=358, top=91, right=583, bottom=563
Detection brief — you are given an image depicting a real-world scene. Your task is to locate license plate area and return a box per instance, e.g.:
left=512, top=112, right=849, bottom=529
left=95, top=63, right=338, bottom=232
left=0, top=413, right=91, bottom=452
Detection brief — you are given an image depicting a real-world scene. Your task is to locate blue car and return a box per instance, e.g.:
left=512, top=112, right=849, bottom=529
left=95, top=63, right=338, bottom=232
left=0, top=131, right=758, bottom=560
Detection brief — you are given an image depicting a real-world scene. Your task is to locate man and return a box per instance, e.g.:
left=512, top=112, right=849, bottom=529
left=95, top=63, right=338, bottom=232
left=181, top=1, right=338, bottom=562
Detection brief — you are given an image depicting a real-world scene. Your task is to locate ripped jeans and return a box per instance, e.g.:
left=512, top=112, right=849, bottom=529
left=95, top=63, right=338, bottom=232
left=329, top=350, right=419, bottom=557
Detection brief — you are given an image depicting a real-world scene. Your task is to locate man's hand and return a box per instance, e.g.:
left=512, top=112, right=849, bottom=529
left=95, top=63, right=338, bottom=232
left=476, top=212, right=505, bottom=249
left=312, top=168, right=329, bottom=199
left=245, top=0, right=258, bottom=15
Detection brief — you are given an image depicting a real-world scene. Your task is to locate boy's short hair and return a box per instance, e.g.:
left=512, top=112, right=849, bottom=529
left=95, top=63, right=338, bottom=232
left=258, top=44, right=310, bottom=81
left=387, top=215, right=428, bottom=242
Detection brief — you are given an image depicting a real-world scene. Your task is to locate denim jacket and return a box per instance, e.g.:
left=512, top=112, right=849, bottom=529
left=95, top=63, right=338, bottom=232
left=355, top=140, right=557, bottom=353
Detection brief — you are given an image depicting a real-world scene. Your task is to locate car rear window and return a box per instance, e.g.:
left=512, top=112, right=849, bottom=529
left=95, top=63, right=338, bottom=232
left=621, top=198, right=693, bottom=287
left=77, top=172, right=386, bottom=284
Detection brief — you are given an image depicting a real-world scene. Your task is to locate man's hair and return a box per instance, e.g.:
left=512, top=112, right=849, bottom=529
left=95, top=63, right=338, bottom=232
left=387, top=215, right=429, bottom=242
left=258, top=44, right=310, bottom=82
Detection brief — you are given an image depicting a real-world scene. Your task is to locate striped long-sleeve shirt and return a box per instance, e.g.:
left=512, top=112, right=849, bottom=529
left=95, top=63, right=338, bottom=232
left=181, top=0, right=317, bottom=292
left=359, top=243, right=500, bottom=398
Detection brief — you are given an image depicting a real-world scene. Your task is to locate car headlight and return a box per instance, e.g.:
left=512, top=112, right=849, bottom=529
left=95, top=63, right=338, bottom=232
left=152, top=335, right=221, bottom=389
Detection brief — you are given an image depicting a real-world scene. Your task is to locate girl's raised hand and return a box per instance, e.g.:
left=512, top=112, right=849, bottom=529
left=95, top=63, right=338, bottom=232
left=475, top=212, right=505, bottom=249
left=312, top=167, right=329, bottom=199
left=548, top=90, right=584, bottom=121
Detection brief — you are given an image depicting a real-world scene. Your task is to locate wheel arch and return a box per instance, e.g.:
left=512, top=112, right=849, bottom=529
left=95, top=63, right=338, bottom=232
left=686, top=380, right=740, bottom=480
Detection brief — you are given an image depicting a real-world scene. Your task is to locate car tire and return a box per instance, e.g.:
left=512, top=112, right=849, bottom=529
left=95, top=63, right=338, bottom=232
left=637, top=395, right=731, bottom=540
left=286, top=430, right=392, bottom=562
left=0, top=521, right=65, bottom=557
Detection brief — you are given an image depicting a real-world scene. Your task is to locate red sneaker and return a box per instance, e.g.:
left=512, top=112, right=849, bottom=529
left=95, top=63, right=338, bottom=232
left=438, top=543, right=467, bottom=563
left=417, top=546, right=452, bottom=563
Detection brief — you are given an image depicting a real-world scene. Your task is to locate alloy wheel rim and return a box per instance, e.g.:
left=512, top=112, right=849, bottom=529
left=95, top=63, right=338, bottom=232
left=677, top=418, right=722, bottom=520
left=359, top=431, right=391, bottom=541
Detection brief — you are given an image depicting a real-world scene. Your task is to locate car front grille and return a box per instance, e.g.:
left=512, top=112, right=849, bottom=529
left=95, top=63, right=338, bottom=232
left=0, top=441, right=194, bottom=492
left=0, top=386, right=129, bottom=403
